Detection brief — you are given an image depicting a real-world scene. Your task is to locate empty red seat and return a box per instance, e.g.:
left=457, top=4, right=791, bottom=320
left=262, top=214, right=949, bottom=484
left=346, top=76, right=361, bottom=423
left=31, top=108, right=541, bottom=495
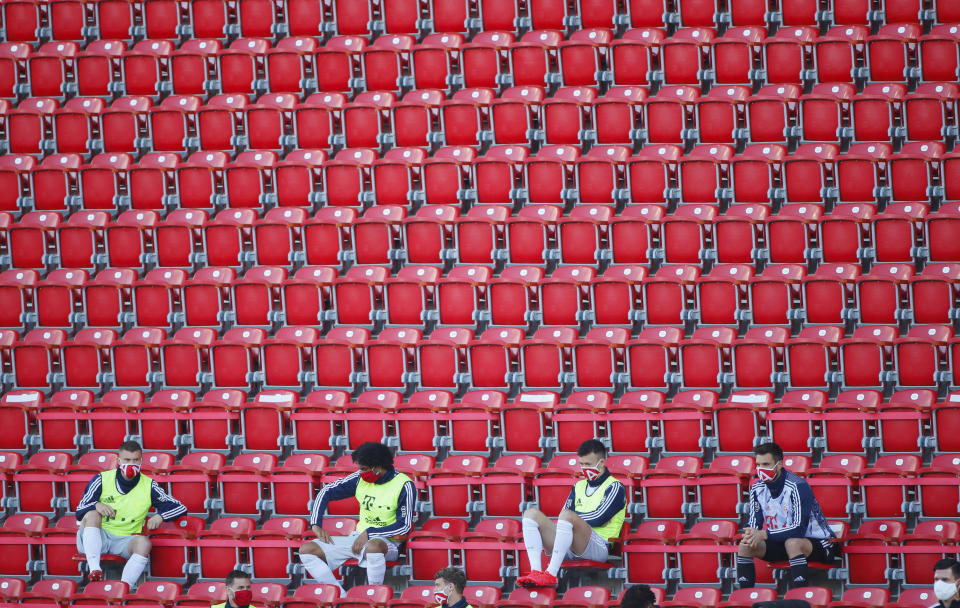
left=696, top=85, right=751, bottom=146
left=611, top=28, right=664, bottom=87
left=763, top=27, right=815, bottom=85
left=712, top=27, right=765, bottom=85
left=919, top=24, right=960, bottom=83
left=747, top=83, right=800, bottom=144
left=662, top=27, right=715, bottom=87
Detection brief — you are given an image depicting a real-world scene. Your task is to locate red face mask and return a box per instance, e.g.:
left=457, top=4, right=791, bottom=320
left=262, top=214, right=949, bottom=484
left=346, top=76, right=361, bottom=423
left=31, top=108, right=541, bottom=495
left=434, top=592, right=449, bottom=606
left=119, top=463, right=140, bottom=479
left=233, top=589, right=253, bottom=606
left=581, top=466, right=601, bottom=481
left=756, top=466, right=777, bottom=482
left=360, top=470, right=381, bottom=483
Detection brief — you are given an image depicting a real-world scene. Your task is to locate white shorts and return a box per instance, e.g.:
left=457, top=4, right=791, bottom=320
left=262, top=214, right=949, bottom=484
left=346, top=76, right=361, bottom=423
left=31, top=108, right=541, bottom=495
left=76, top=527, right=135, bottom=559
left=566, top=529, right=610, bottom=562
left=307, top=532, right=400, bottom=570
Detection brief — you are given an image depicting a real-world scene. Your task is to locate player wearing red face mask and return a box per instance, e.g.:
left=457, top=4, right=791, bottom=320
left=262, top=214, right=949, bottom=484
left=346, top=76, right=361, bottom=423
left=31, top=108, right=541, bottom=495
left=299, top=442, right=416, bottom=595
left=212, top=570, right=256, bottom=608
left=736, top=442, right=838, bottom=590
left=433, top=567, right=471, bottom=608
left=75, top=440, right=187, bottom=587
left=516, top=439, right=626, bottom=588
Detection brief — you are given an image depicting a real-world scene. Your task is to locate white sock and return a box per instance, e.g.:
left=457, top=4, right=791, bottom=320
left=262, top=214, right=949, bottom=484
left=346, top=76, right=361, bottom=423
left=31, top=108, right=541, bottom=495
left=522, top=517, right=544, bottom=572
left=81, top=527, right=102, bottom=572
left=547, top=519, right=574, bottom=576
left=366, top=552, right=386, bottom=585
left=301, top=553, right=345, bottom=594
left=121, top=553, right=149, bottom=587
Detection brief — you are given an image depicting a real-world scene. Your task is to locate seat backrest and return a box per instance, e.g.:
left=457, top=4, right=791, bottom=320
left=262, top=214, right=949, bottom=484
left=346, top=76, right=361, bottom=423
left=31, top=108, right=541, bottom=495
left=207, top=516, right=256, bottom=537
left=420, top=518, right=469, bottom=538
left=726, top=588, right=777, bottom=606
left=186, top=581, right=226, bottom=601
left=345, top=584, right=394, bottom=603
left=840, top=588, right=890, bottom=607
left=133, top=580, right=182, bottom=601
left=669, top=587, right=721, bottom=606
left=473, top=518, right=522, bottom=538
left=3, top=513, right=47, bottom=533
left=464, top=586, right=502, bottom=607
left=562, top=586, right=611, bottom=605
left=505, top=587, right=558, bottom=606
left=400, top=586, right=434, bottom=602
left=0, top=578, right=25, bottom=600
left=293, top=584, right=342, bottom=603
left=28, top=578, right=77, bottom=598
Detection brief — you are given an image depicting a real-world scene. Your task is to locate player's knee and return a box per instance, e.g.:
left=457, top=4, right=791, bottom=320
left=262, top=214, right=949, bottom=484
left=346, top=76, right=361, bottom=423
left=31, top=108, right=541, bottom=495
left=785, top=537, right=809, bottom=555
left=364, top=538, right=387, bottom=554
left=558, top=509, right=580, bottom=524
left=81, top=511, right=101, bottom=527
left=300, top=542, right=325, bottom=561
left=522, top=507, right=543, bottom=520
left=130, top=535, right=151, bottom=556
left=737, top=541, right=760, bottom=557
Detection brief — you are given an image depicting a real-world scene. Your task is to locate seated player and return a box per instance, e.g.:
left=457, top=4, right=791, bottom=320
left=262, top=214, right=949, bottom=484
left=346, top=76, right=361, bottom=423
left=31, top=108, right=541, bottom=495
left=298, top=442, right=416, bottom=594
left=75, top=440, right=187, bottom=585
left=737, top=441, right=839, bottom=589
left=517, top=439, right=626, bottom=587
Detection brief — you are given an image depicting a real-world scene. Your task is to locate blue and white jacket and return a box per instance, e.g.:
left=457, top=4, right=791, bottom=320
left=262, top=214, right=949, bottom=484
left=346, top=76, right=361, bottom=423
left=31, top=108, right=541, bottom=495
left=746, top=469, right=834, bottom=541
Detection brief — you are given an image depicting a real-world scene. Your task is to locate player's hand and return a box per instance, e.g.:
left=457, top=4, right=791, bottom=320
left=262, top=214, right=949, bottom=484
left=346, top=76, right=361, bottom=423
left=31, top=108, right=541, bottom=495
left=351, top=530, right=368, bottom=554
left=313, top=526, right=332, bottom=544
left=94, top=502, right=116, bottom=518
left=741, top=528, right=759, bottom=547
left=146, top=514, right=164, bottom=530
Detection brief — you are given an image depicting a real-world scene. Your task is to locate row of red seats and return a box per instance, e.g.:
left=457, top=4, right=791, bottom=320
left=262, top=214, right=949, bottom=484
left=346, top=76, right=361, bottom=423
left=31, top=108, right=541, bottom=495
left=9, top=445, right=959, bottom=523
left=3, top=78, right=957, bottom=158
left=5, top=201, right=958, bottom=276
left=0, top=576, right=650, bottom=608
left=3, top=245, right=959, bottom=327
left=4, top=22, right=960, bottom=102
left=0, top=0, right=635, bottom=45
left=1, top=384, right=958, bottom=485
left=0, top=497, right=956, bottom=586
left=0, top=577, right=552, bottom=608
left=0, top=578, right=953, bottom=608
left=0, top=577, right=951, bottom=608
left=6, top=384, right=960, bottom=456
left=5, top=310, right=960, bottom=390
left=623, top=518, right=957, bottom=588
left=0, top=450, right=956, bottom=581
left=3, top=265, right=960, bottom=388
left=5, top=0, right=959, bottom=48
left=3, top=143, right=958, bottom=221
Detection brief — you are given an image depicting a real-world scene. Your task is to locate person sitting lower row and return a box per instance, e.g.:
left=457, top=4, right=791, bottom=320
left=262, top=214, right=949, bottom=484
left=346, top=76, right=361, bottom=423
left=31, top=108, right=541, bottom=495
left=298, top=442, right=416, bottom=595
left=737, top=442, right=839, bottom=589
left=517, top=439, right=627, bottom=587
left=75, top=440, right=187, bottom=585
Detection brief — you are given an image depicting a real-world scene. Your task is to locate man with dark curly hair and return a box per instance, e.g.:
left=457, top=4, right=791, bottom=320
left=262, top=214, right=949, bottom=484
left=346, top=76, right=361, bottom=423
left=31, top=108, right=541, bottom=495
left=622, top=585, right=657, bottom=608
left=299, top=442, right=416, bottom=594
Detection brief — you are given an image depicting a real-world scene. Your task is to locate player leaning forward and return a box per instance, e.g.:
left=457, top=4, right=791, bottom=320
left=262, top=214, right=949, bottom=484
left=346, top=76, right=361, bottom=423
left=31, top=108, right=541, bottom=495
left=299, top=441, right=416, bottom=594
left=517, top=439, right=627, bottom=587
left=75, top=440, right=188, bottom=585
